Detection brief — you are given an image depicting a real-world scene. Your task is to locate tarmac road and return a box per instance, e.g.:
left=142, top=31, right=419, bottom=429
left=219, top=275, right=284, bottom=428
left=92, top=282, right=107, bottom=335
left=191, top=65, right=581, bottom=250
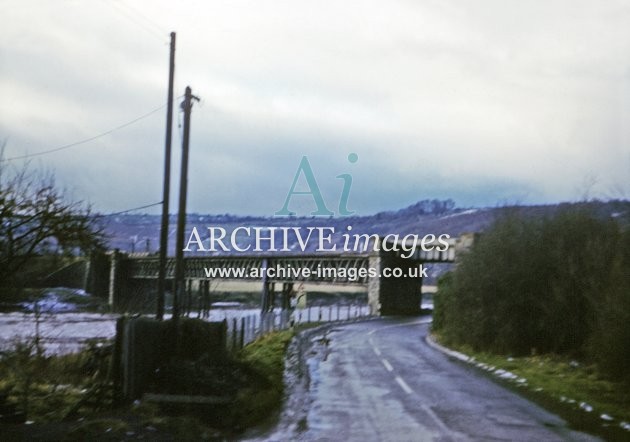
left=251, top=317, right=600, bottom=442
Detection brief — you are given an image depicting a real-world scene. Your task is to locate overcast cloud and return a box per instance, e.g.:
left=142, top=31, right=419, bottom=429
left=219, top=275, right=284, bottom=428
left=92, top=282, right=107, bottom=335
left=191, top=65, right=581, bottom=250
left=1, top=0, right=629, bottom=215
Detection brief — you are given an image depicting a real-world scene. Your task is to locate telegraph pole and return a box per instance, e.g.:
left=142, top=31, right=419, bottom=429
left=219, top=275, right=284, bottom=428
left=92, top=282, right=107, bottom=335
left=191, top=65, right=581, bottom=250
left=157, top=32, right=176, bottom=320
left=173, top=86, right=199, bottom=322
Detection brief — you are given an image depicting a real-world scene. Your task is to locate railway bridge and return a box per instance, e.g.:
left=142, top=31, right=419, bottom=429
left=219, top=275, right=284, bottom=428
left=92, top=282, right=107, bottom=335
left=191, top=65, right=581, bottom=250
left=93, top=235, right=474, bottom=315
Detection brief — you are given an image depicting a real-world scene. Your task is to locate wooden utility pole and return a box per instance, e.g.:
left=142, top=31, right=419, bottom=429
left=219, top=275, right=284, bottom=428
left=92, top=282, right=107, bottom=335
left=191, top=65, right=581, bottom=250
left=157, top=32, right=176, bottom=320
left=173, top=86, right=199, bottom=322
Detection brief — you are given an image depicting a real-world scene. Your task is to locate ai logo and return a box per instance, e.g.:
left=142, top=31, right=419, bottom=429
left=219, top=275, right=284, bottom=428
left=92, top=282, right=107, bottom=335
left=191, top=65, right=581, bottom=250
left=275, top=153, right=359, bottom=216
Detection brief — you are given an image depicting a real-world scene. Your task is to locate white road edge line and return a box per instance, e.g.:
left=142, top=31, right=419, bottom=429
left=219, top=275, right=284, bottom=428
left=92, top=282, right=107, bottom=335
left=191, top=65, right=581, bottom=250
left=424, top=334, right=470, bottom=363
left=381, top=358, right=394, bottom=372
left=395, top=376, right=414, bottom=394
left=373, top=346, right=382, bottom=356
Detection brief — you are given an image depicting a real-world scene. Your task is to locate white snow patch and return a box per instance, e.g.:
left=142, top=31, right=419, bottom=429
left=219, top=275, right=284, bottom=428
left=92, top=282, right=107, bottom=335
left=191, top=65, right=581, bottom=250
left=579, top=402, right=593, bottom=412
left=211, top=302, right=242, bottom=308
left=439, top=209, right=479, bottom=220
left=494, top=369, right=518, bottom=380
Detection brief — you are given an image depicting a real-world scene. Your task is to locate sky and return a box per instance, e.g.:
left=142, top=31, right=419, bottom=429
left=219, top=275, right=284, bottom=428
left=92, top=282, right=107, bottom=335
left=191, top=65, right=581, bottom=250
left=1, top=0, right=629, bottom=216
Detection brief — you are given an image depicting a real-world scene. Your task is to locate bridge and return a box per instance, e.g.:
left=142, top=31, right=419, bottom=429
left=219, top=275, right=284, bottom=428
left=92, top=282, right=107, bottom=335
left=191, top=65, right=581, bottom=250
left=94, top=234, right=474, bottom=316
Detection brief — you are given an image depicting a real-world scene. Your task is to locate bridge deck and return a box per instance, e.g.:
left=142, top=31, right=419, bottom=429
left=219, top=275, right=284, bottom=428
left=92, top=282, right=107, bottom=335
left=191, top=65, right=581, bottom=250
left=127, top=248, right=455, bottom=286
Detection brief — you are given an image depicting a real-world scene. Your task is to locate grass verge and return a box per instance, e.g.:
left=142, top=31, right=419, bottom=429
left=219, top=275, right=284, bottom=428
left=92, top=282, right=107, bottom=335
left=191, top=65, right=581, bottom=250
left=232, top=329, right=294, bottom=428
left=433, top=333, right=630, bottom=440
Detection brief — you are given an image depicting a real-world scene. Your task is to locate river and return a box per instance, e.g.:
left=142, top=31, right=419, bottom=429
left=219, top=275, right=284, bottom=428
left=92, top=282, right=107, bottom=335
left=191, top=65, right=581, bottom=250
left=0, top=304, right=378, bottom=355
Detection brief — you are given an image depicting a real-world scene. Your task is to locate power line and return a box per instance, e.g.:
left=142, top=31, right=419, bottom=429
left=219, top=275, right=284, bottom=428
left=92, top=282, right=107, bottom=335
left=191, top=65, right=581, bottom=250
left=101, top=0, right=169, bottom=43
left=117, top=1, right=169, bottom=37
left=2, top=104, right=167, bottom=162
left=102, top=201, right=164, bottom=217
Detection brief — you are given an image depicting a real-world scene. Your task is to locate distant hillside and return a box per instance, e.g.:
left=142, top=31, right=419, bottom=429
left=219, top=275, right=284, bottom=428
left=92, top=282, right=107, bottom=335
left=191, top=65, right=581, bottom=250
left=101, top=199, right=630, bottom=255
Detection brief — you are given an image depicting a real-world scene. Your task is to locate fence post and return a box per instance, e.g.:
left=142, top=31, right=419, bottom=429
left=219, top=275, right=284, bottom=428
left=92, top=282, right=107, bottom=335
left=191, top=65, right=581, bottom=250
left=249, top=315, right=253, bottom=342
left=232, top=318, right=237, bottom=350
left=240, top=317, right=245, bottom=349
left=244, top=315, right=248, bottom=344
left=221, top=318, right=228, bottom=351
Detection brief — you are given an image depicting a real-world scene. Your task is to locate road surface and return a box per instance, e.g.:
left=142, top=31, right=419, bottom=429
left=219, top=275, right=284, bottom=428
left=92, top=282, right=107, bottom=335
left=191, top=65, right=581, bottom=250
left=249, top=317, right=599, bottom=441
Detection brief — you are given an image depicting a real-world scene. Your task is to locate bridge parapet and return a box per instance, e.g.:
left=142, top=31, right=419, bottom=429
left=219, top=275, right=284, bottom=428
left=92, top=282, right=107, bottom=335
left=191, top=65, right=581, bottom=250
left=381, top=234, right=476, bottom=262
left=127, top=255, right=371, bottom=285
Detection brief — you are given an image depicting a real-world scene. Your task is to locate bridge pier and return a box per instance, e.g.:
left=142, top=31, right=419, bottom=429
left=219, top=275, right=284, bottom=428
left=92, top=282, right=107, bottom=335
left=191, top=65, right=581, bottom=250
left=281, top=282, right=294, bottom=310
left=261, top=281, right=276, bottom=313
left=200, top=279, right=211, bottom=318
left=107, top=251, right=162, bottom=313
left=368, top=250, right=423, bottom=316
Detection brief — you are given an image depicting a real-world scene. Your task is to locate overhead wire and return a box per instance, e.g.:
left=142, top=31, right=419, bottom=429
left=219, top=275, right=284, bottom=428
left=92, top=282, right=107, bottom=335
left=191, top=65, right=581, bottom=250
left=102, top=201, right=164, bottom=216
left=2, top=104, right=167, bottom=162
left=101, top=0, right=169, bottom=43
left=7, top=1, right=177, bottom=215
left=116, top=0, right=169, bottom=37
left=1, top=4, right=183, bottom=219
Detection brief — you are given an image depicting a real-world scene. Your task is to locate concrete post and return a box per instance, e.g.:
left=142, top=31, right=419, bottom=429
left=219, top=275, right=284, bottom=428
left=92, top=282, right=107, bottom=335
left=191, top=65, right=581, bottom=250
left=109, top=250, right=122, bottom=310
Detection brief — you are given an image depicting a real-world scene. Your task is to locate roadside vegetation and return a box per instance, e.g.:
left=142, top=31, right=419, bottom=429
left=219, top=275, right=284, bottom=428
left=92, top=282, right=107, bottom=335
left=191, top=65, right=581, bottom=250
left=0, top=338, right=113, bottom=423
left=232, top=329, right=294, bottom=427
left=432, top=203, right=630, bottom=436
left=0, top=327, right=294, bottom=439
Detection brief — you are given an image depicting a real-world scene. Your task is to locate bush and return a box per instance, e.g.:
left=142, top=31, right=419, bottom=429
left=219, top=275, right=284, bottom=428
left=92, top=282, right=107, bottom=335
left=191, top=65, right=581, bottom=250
left=433, top=205, right=629, bottom=375
left=588, top=229, right=630, bottom=381
left=0, top=338, right=111, bottom=422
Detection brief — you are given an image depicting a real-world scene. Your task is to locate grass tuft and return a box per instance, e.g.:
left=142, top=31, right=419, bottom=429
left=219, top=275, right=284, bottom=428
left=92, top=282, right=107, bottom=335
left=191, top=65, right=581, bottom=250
left=232, top=330, right=294, bottom=428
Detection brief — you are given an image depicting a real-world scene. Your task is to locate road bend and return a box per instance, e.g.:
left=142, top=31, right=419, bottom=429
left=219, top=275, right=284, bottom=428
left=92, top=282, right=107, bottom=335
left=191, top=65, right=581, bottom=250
left=248, top=317, right=600, bottom=442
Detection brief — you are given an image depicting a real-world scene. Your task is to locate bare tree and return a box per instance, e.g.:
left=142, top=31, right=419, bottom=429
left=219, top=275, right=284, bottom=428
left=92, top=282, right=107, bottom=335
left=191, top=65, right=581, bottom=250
left=0, top=146, right=105, bottom=285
